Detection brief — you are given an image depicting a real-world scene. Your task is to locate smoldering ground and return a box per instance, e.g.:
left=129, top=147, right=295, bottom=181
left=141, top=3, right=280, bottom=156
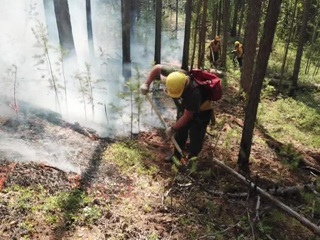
left=0, top=0, right=184, bottom=172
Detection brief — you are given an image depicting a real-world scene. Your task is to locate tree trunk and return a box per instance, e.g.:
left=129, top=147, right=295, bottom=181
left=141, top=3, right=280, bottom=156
left=240, top=0, right=263, bottom=94
left=221, top=0, right=230, bottom=70
left=43, top=0, right=58, bottom=44
left=175, top=0, right=178, bottom=31
left=279, top=0, right=298, bottom=91
left=197, top=0, right=208, bottom=69
left=290, top=0, right=311, bottom=96
left=217, top=0, right=222, bottom=36
left=86, top=0, right=94, bottom=58
left=190, top=1, right=201, bottom=70
left=237, top=0, right=245, bottom=37
left=53, top=0, right=76, bottom=57
left=154, top=0, right=162, bottom=64
left=237, top=0, right=282, bottom=171
left=230, top=0, right=240, bottom=37
left=121, top=0, right=131, bottom=79
left=182, top=0, right=192, bottom=71
left=211, top=2, right=218, bottom=38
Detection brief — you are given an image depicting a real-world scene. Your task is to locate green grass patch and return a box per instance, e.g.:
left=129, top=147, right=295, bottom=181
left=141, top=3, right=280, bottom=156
left=51, top=189, right=102, bottom=225
left=258, top=97, right=320, bottom=149
left=277, top=143, right=304, bottom=170
left=258, top=210, right=315, bottom=239
left=4, top=185, right=102, bottom=228
left=103, top=141, right=158, bottom=176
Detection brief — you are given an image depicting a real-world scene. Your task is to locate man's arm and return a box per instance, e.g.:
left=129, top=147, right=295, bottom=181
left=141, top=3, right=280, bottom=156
left=144, top=64, right=162, bottom=86
left=172, top=110, right=193, bottom=131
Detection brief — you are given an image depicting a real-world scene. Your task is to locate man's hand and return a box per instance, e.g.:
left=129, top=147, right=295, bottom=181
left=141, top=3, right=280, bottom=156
left=140, top=83, right=149, bottom=95
left=165, top=127, right=176, bottom=139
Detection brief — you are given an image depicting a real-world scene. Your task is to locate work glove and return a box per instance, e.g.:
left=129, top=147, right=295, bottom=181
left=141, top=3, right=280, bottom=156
left=140, top=83, right=149, bottom=95
left=165, top=127, right=176, bottom=139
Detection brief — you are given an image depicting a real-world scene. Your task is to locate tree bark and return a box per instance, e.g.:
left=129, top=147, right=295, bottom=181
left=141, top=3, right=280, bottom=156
left=211, top=2, right=218, bottom=38
left=221, top=0, right=230, bottom=70
left=86, top=0, right=94, bottom=57
left=230, top=0, right=240, bottom=37
left=190, top=1, right=201, bottom=70
left=197, top=0, right=208, bottom=69
left=53, top=0, right=76, bottom=57
left=121, top=0, right=131, bottom=78
left=237, top=0, right=245, bottom=37
left=290, top=0, right=311, bottom=96
left=217, top=0, right=222, bottom=36
left=154, top=0, right=162, bottom=64
left=240, top=0, right=263, bottom=94
left=43, top=0, right=58, bottom=43
left=279, top=0, right=298, bottom=90
left=182, top=0, right=192, bottom=71
left=238, top=0, right=282, bottom=171
left=175, top=0, right=178, bottom=31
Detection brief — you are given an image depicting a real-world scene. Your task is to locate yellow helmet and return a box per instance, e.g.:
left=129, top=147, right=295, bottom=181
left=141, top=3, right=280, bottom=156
left=235, top=41, right=240, bottom=46
left=215, top=35, right=221, bottom=41
left=165, top=71, right=187, bottom=98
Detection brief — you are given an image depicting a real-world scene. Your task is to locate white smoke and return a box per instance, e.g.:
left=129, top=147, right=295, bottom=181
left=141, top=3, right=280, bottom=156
left=0, top=0, right=184, bottom=171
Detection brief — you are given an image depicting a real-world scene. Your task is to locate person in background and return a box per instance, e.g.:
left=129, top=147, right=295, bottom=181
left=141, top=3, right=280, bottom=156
left=232, top=41, right=244, bottom=70
left=208, top=35, right=222, bottom=67
left=140, top=64, right=213, bottom=164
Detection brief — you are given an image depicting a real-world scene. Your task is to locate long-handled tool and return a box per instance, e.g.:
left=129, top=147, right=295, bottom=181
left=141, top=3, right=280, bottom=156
left=145, top=94, right=185, bottom=159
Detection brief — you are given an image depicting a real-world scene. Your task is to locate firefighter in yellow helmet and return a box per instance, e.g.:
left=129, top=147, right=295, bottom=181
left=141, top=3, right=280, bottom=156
left=232, top=41, right=244, bottom=70
left=208, top=35, right=222, bottom=67
left=140, top=64, right=213, bottom=164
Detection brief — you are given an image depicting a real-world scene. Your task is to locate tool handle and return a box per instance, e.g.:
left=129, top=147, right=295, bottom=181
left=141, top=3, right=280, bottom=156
left=145, top=94, right=167, bottom=128
left=145, top=94, right=185, bottom=158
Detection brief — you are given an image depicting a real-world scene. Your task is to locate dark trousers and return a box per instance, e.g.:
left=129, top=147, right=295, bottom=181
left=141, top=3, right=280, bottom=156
left=237, top=57, right=243, bottom=68
left=173, top=110, right=212, bottom=160
left=210, top=50, right=219, bottom=64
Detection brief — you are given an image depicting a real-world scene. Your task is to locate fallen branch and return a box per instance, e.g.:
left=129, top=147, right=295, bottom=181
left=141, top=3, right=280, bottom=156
left=212, top=158, right=320, bottom=236
left=301, top=166, right=320, bottom=175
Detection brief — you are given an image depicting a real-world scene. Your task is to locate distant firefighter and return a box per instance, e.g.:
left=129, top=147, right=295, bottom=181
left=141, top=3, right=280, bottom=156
left=208, top=35, right=221, bottom=67
left=231, top=41, right=244, bottom=70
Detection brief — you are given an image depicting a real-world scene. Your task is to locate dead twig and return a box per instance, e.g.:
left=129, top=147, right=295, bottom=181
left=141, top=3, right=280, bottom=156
left=220, top=221, right=241, bottom=234
left=254, top=195, right=261, bottom=222
left=247, top=208, right=255, bottom=239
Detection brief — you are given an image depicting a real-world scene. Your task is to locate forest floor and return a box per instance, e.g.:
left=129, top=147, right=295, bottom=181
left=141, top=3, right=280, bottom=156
left=0, top=84, right=320, bottom=240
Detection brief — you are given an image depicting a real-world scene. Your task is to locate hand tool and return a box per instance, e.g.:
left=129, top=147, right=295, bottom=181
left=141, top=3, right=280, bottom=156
left=145, top=94, right=185, bottom=159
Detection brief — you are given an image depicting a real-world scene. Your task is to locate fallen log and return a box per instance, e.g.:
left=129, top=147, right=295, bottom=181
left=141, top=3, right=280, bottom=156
left=212, top=158, right=320, bottom=236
